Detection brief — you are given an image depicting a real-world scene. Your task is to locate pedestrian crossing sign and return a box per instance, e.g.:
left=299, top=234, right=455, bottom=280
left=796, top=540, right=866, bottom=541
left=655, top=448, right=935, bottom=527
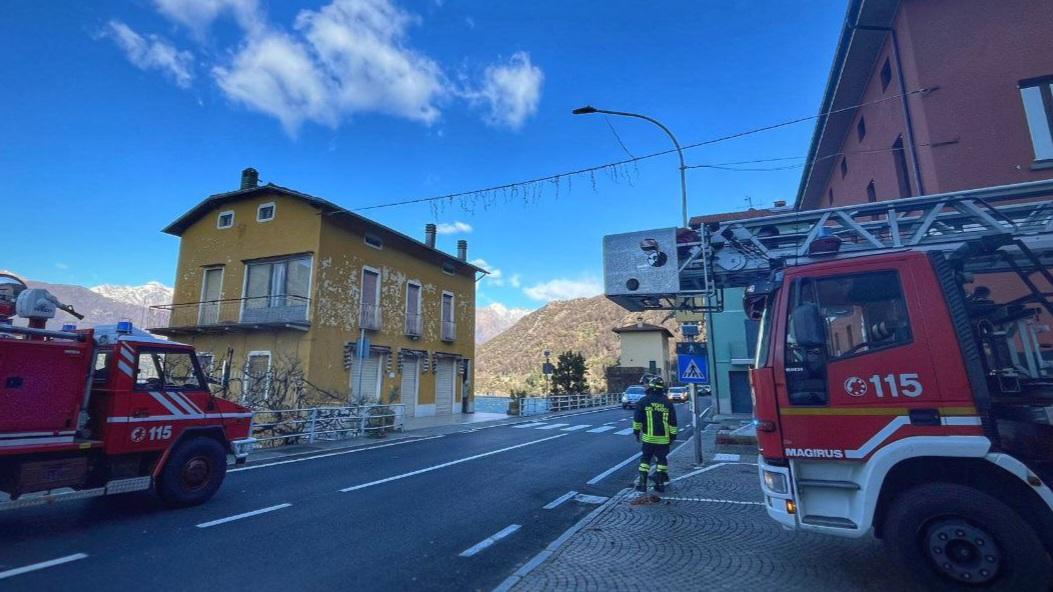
left=676, top=342, right=709, bottom=384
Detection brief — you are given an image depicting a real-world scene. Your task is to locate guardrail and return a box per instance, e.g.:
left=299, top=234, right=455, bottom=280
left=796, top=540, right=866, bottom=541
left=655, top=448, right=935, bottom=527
left=509, top=393, right=620, bottom=417
left=248, top=404, right=405, bottom=448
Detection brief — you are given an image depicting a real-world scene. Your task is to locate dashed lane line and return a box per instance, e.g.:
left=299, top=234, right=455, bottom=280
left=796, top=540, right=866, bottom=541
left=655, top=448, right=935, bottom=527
left=586, top=452, right=641, bottom=485
left=560, top=424, right=591, bottom=431
left=535, top=423, right=570, bottom=430
left=0, top=554, right=88, bottom=581
left=340, top=434, right=568, bottom=493
left=586, top=426, right=617, bottom=433
left=229, top=435, right=446, bottom=473
left=459, top=524, right=521, bottom=557
left=613, top=428, right=635, bottom=436
left=543, top=491, right=579, bottom=510
left=196, top=503, right=292, bottom=528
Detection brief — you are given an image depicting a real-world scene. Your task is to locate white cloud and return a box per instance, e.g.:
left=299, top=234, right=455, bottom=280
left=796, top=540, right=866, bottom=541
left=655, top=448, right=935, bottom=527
left=470, top=258, right=504, bottom=286
left=464, top=51, right=543, bottom=130
left=102, top=21, right=194, bottom=88
left=509, top=273, right=521, bottom=288
left=54, top=262, right=69, bottom=270
left=436, top=221, right=472, bottom=235
left=523, top=276, right=602, bottom=302
left=153, top=0, right=263, bottom=36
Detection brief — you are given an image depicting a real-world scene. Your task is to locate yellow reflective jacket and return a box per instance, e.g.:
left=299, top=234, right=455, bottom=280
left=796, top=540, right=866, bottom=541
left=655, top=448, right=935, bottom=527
left=632, top=393, right=678, bottom=445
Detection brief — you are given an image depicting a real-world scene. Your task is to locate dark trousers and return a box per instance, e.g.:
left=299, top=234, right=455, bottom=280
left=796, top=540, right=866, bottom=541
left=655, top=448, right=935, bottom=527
left=638, top=442, right=670, bottom=475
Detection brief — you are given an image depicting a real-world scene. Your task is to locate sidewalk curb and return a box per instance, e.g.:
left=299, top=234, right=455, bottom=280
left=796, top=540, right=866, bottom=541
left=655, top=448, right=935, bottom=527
left=492, top=487, right=632, bottom=592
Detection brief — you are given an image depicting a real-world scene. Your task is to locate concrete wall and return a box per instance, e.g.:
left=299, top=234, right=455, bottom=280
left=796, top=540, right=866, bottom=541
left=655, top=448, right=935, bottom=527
left=806, top=0, right=1053, bottom=210
left=706, top=287, right=754, bottom=417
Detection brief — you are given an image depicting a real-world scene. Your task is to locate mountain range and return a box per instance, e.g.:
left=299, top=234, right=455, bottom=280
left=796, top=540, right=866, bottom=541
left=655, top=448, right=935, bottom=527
left=475, top=302, right=532, bottom=344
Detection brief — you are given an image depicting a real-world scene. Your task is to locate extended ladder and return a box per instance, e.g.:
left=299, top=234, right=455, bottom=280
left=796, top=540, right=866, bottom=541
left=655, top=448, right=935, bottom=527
left=604, top=179, right=1053, bottom=312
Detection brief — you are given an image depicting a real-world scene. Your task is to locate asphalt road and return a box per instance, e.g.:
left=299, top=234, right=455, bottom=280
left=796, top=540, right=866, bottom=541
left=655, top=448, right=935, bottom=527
left=0, top=403, right=699, bottom=592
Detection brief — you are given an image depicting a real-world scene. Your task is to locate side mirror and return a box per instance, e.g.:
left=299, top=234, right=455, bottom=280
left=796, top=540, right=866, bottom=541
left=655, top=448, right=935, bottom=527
left=790, top=303, right=826, bottom=349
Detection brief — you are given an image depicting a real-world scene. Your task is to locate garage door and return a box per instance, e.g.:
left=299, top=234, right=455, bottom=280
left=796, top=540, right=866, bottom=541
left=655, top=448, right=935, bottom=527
left=350, top=352, right=382, bottom=402
left=435, top=358, right=455, bottom=416
left=400, top=357, right=418, bottom=417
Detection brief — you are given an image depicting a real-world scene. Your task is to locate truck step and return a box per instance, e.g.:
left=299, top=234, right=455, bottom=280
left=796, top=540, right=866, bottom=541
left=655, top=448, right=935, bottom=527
left=801, top=515, right=858, bottom=529
left=0, top=476, right=152, bottom=512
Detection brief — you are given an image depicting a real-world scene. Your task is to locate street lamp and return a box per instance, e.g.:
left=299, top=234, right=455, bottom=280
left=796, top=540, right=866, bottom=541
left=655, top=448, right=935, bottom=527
left=572, top=105, right=689, bottom=227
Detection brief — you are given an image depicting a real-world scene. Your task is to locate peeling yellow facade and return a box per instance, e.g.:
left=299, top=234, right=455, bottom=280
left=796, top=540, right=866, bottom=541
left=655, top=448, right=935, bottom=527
left=161, top=183, right=477, bottom=417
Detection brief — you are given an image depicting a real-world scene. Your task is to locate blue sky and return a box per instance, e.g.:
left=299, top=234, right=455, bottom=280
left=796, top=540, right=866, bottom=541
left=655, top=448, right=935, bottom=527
left=1, top=1, right=845, bottom=310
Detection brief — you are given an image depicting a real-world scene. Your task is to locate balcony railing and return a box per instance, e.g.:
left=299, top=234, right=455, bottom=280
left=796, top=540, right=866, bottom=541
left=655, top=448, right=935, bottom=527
left=150, top=295, right=310, bottom=334
left=360, top=303, right=382, bottom=331
left=405, top=312, right=422, bottom=337
left=441, top=319, right=456, bottom=342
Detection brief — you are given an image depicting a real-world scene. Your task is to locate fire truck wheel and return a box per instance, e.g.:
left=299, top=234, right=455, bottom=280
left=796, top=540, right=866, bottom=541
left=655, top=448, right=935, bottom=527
left=883, top=482, right=1051, bottom=591
left=157, top=436, right=228, bottom=507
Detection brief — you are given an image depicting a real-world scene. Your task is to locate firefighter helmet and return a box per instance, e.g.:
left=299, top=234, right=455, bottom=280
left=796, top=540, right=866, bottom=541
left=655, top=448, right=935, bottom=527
left=646, top=376, right=666, bottom=393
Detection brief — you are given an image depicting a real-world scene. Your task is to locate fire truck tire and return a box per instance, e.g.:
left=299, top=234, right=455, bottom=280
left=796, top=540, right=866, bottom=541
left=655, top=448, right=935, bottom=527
left=882, top=482, right=1051, bottom=591
left=157, top=436, right=228, bottom=507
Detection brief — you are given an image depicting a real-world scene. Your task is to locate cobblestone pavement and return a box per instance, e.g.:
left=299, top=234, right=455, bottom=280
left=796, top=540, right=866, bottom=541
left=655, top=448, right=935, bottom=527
left=506, top=430, right=923, bottom=592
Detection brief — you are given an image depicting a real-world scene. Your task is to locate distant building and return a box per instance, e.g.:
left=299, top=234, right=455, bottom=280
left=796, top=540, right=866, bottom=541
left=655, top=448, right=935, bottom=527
left=796, top=0, right=1053, bottom=210
left=155, top=168, right=482, bottom=417
left=689, top=206, right=785, bottom=417
left=608, top=319, right=674, bottom=393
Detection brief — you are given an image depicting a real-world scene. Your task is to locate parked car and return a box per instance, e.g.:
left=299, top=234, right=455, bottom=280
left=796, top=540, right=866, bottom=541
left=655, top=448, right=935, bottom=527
left=621, top=385, right=646, bottom=409
left=668, top=386, right=689, bottom=403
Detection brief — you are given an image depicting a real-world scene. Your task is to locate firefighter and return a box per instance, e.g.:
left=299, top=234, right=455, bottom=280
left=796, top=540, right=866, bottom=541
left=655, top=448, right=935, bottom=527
left=632, top=376, right=678, bottom=492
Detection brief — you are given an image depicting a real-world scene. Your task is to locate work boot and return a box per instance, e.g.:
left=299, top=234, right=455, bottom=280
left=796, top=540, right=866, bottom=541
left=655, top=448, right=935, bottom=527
left=636, top=471, right=648, bottom=492
left=654, top=472, right=667, bottom=493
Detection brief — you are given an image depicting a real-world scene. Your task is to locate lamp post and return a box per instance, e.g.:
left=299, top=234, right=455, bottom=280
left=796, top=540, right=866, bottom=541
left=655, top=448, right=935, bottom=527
left=571, top=105, right=689, bottom=227
left=573, top=105, right=705, bottom=465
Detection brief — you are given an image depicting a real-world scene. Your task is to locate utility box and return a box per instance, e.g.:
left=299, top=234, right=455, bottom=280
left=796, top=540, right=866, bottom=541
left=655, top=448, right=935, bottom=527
left=603, top=227, right=681, bottom=310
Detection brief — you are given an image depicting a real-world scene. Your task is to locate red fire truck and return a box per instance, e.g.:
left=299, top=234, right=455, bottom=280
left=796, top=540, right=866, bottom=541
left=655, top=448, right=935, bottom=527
left=0, top=274, right=254, bottom=511
left=604, top=180, right=1053, bottom=589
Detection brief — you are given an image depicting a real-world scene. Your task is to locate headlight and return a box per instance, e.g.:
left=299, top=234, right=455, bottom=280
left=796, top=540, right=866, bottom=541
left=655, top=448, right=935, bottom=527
left=763, top=470, right=788, bottom=494
left=621, top=395, right=628, bottom=402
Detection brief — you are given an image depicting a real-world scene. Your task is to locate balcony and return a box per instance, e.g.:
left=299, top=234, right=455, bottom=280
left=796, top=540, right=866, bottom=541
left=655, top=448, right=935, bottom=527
left=405, top=313, right=422, bottom=337
left=360, top=303, right=382, bottom=331
left=150, top=295, right=310, bottom=335
left=441, top=319, right=456, bottom=342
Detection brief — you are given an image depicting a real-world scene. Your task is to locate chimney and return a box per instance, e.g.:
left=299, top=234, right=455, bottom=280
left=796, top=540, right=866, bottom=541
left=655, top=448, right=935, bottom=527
left=241, top=167, right=259, bottom=190
left=457, top=240, right=468, bottom=261
left=773, top=200, right=787, bottom=208
left=425, top=223, right=437, bottom=248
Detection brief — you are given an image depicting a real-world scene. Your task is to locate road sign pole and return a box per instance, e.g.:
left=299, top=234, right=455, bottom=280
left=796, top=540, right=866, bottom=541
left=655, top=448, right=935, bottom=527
left=690, top=383, right=703, bottom=464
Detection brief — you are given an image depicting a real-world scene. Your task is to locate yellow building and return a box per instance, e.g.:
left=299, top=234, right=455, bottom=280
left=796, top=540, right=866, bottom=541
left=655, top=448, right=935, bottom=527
left=154, top=168, right=481, bottom=417
left=611, top=319, right=673, bottom=387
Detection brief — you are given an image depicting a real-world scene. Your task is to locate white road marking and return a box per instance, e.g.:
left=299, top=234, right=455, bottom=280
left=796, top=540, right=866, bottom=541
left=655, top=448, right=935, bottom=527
left=662, top=496, right=763, bottom=506
left=587, top=452, right=641, bottom=485
left=535, top=423, right=570, bottom=430
left=512, top=422, right=546, bottom=429
left=196, top=503, right=292, bottom=528
left=712, top=453, right=741, bottom=462
left=543, top=490, right=579, bottom=510
left=573, top=494, right=609, bottom=505
left=340, top=434, right=568, bottom=492
left=229, top=435, right=447, bottom=472
left=459, top=524, right=521, bottom=557
left=560, top=424, right=590, bottom=431
left=586, top=426, right=617, bottom=433
left=613, top=428, right=635, bottom=436
left=0, top=553, right=88, bottom=580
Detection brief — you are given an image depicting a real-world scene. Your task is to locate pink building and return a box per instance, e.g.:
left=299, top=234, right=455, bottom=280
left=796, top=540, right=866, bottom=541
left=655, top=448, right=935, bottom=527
left=796, top=0, right=1053, bottom=211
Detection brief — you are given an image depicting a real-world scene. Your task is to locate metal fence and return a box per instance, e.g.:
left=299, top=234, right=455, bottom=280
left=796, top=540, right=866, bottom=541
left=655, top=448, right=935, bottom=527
left=509, top=393, right=620, bottom=417
left=248, top=404, right=406, bottom=448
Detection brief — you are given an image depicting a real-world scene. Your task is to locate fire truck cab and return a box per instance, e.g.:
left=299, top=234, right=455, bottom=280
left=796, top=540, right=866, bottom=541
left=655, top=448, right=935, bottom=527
left=0, top=274, right=254, bottom=511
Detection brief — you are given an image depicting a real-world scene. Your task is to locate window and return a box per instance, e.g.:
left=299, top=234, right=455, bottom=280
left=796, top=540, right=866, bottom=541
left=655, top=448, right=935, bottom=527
left=243, top=255, right=311, bottom=322
left=199, top=267, right=223, bottom=325
left=827, top=188, right=834, bottom=207
left=442, top=262, right=456, bottom=276
left=441, top=291, right=456, bottom=341
left=1019, top=77, right=1053, bottom=161
left=892, top=136, right=911, bottom=198
left=93, top=350, right=112, bottom=383
left=217, top=210, right=235, bottom=229
left=244, top=351, right=271, bottom=401
left=364, top=233, right=383, bottom=250
left=857, top=116, right=867, bottom=142
left=405, top=281, right=422, bottom=336
left=257, top=202, right=275, bottom=222
left=134, top=349, right=205, bottom=391
left=360, top=267, right=381, bottom=330
left=840, top=157, right=848, bottom=179
left=880, top=58, right=892, bottom=92
left=197, top=352, right=215, bottom=376
left=784, top=271, right=912, bottom=405
left=866, top=180, right=877, bottom=203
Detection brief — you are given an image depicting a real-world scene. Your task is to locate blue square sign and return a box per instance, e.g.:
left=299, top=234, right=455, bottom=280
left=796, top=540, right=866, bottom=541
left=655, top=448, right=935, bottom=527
left=676, top=342, right=709, bottom=384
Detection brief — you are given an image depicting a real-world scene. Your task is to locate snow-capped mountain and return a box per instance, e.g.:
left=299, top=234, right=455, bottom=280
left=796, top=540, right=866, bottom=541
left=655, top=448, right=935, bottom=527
left=91, top=281, right=173, bottom=308
left=475, top=302, right=532, bottom=344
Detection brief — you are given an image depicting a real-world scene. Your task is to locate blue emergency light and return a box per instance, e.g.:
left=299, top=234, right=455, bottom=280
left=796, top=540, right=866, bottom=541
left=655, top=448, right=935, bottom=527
left=116, top=320, right=134, bottom=334
left=61, top=324, right=77, bottom=332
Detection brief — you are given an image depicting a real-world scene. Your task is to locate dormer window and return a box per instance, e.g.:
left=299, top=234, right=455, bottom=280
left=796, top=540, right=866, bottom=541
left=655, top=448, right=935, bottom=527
left=442, top=262, right=456, bottom=276
left=217, top=210, right=235, bottom=229
left=364, top=233, right=383, bottom=250
left=257, top=202, right=275, bottom=222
